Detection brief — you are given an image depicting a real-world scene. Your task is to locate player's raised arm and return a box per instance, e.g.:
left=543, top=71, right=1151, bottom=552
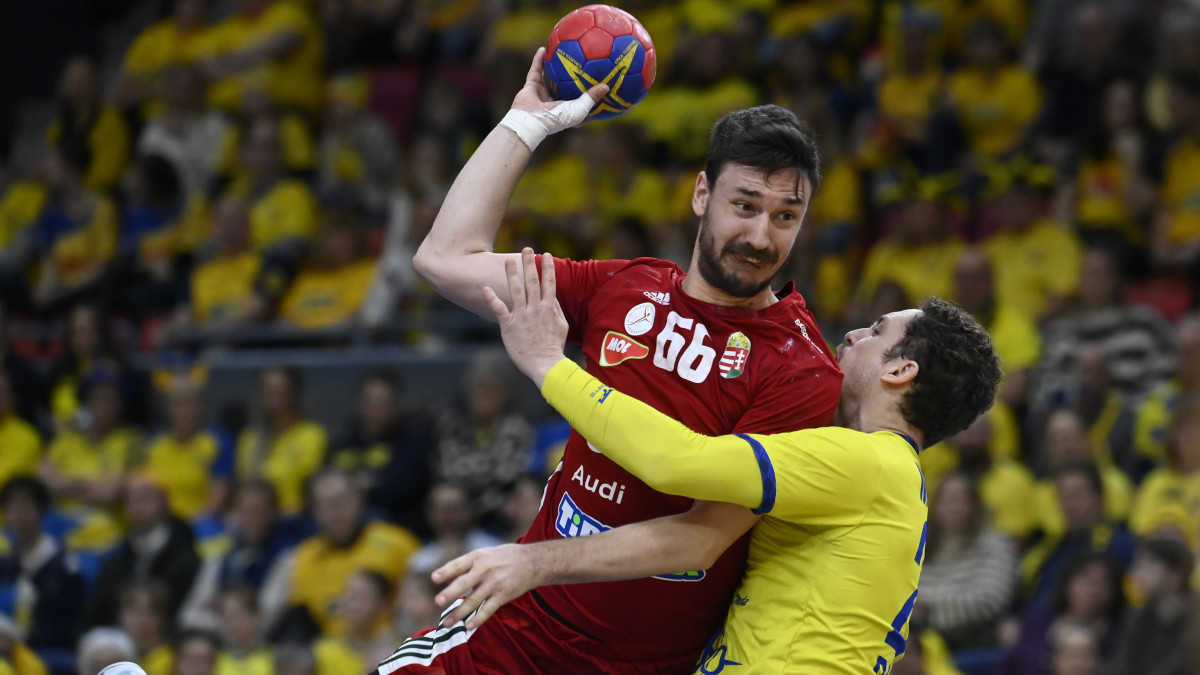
left=486, top=249, right=767, bottom=510
left=412, top=49, right=608, bottom=319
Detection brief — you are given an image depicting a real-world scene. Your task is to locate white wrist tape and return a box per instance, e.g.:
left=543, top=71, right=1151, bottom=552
left=498, top=90, right=598, bottom=152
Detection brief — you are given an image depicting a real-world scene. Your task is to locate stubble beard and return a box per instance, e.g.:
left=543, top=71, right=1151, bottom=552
left=695, top=210, right=780, bottom=299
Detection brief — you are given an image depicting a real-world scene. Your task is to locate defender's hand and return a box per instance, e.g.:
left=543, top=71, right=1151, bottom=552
left=482, top=248, right=570, bottom=386
left=432, top=544, right=538, bottom=630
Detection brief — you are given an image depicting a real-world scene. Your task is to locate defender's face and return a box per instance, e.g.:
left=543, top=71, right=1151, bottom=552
left=836, top=310, right=921, bottom=393
left=693, top=164, right=809, bottom=298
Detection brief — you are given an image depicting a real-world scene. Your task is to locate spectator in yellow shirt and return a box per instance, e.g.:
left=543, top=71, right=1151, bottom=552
left=45, top=58, right=130, bottom=193
left=1135, top=314, right=1200, bottom=470
left=236, top=367, right=327, bottom=515
left=982, top=160, right=1083, bottom=322
left=118, top=580, right=175, bottom=675
left=199, top=0, right=325, bottom=114
left=317, top=74, right=397, bottom=214
left=279, top=470, right=418, bottom=638
left=215, top=587, right=273, bottom=675
left=174, top=629, right=220, bottom=675
left=1033, top=408, right=1133, bottom=539
left=1130, top=399, right=1200, bottom=538
left=873, top=14, right=944, bottom=167
left=39, top=370, right=141, bottom=552
left=45, top=304, right=123, bottom=431
left=141, top=378, right=234, bottom=521
left=0, top=175, right=48, bottom=291
left=29, top=149, right=119, bottom=314
left=223, top=119, right=319, bottom=304
left=954, top=247, right=1040, bottom=408
left=215, top=85, right=318, bottom=186
left=856, top=180, right=966, bottom=313
left=335, top=570, right=399, bottom=672
left=113, top=0, right=211, bottom=118
left=279, top=213, right=376, bottom=330
left=186, top=195, right=266, bottom=327
left=0, top=371, right=41, bottom=494
left=945, top=18, right=1040, bottom=159
left=1151, top=71, right=1200, bottom=281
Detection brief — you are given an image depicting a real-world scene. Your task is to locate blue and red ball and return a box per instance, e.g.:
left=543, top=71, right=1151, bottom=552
left=543, top=5, right=657, bottom=120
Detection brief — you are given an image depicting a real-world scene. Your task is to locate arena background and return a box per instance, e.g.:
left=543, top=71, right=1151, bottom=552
left=0, top=1, right=1198, bottom=675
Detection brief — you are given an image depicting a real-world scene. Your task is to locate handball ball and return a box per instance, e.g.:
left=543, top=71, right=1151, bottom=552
left=543, top=4, right=656, bottom=120
left=98, top=663, right=147, bottom=675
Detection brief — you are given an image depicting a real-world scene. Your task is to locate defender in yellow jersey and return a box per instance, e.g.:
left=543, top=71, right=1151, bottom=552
left=430, top=251, right=1001, bottom=673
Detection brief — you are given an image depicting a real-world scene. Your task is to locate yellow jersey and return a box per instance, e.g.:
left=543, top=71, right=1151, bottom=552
left=1134, top=379, right=1180, bottom=466
left=543, top=361, right=928, bottom=674
left=1129, top=467, right=1200, bottom=537
left=1160, top=134, right=1200, bottom=245
left=236, top=420, right=327, bottom=515
left=217, top=649, right=272, bottom=675
left=946, top=65, right=1041, bottom=158
left=0, top=181, right=47, bottom=250
left=0, top=414, right=42, bottom=491
left=858, top=236, right=966, bottom=307
left=289, top=521, right=419, bottom=636
left=1033, top=466, right=1133, bottom=538
left=191, top=252, right=262, bottom=324
left=228, top=179, right=319, bottom=252
left=278, top=260, right=376, bottom=329
left=983, top=218, right=1083, bottom=319
left=42, top=196, right=120, bottom=288
left=46, top=427, right=141, bottom=551
left=141, top=428, right=234, bottom=520
left=45, top=109, right=131, bottom=192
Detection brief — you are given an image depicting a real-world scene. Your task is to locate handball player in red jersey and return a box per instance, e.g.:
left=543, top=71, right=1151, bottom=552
left=376, top=48, right=842, bottom=674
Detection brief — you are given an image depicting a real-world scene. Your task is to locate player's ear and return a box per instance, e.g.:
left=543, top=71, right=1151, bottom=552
left=692, top=171, right=709, bottom=218
left=881, top=359, right=918, bottom=386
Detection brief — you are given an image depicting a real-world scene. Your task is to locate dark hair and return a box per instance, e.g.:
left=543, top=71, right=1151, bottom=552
left=353, top=568, right=394, bottom=600
left=220, top=585, right=260, bottom=613
left=174, top=627, right=221, bottom=654
left=1049, top=551, right=1125, bottom=622
left=137, top=154, right=183, bottom=211
left=705, top=105, right=821, bottom=197
left=261, top=365, right=304, bottom=401
left=883, top=298, right=1001, bottom=446
left=0, top=476, right=50, bottom=512
left=118, top=577, right=171, bottom=618
left=1140, top=538, right=1195, bottom=589
left=1055, top=461, right=1105, bottom=497
left=358, top=368, right=403, bottom=396
left=236, top=478, right=280, bottom=512
left=925, top=472, right=987, bottom=559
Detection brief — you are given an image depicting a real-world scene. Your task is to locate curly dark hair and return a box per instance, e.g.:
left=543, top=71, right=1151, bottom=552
left=705, top=104, right=821, bottom=197
left=883, top=297, right=1001, bottom=446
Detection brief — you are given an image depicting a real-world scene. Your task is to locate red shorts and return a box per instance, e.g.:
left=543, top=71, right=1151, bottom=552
left=374, top=593, right=697, bottom=675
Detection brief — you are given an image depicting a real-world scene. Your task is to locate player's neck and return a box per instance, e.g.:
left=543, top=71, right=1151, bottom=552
left=681, top=271, right=778, bottom=310
left=837, top=397, right=923, bottom=448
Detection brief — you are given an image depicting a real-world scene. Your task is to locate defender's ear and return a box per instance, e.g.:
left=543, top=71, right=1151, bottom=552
left=692, top=171, right=709, bottom=218
left=881, top=359, right=918, bottom=386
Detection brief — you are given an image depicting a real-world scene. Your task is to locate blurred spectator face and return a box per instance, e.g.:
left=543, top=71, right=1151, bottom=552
left=427, top=484, right=472, bottom=538
left=312, top=472, right=363, bottom=545
left=1102, top=81, right=1138, bottom=133
left=1167, top=82, right=1200, bottom=131
left=88, top=381, right=123, bottom=433
left=238, top=0, right=272, bottom=16
left=396, top=572, right=440, bottom=634
left=3, top=488, right=43, bottom=545
left=163, top=65, right=205, bottom=113
left=1130, top=551, right=1173, bottom=600
left=900, top=22, right=932, bottom=73
left=1050, top=621, right=1100, bottom=675
left=1169, top=407, right=1200, bottom=473
left=1073, top=344, right=1110, bottom=394
left=932, top=475, right=973, bottom=536
left=993, top=188, right=1040, bottom=232
left=218, top=592, right=259, bottom=651
left=359, top=378, right=397, bottom=437
left=950, top=413, right=991, bottom=463
left=119, top=587, right=166, bottom=651
left=953, top=248, right=994, bottom=315
left=1064, top=560, right=1114, bottom=619
left=242, top=120, right=283, bottom=180
left=868, top=282, right=910, bottom=322
left=1077, top=250, right=1121, bottom=310
left=339, top=572, right=388, bottom=633
left=900, top=199, right=942, bottom=243
left=690, top=33, right=730, bottom=85
left=965, top=22, right=1005, bottom=70
left=1074, top=5, right=1114, bottom=69
left=1045, top=409, right=1092, bottom=468
left=175, top=0, right=206, bottom=29
left=214, top=195, right=251, bottom=253
left=318, top=224, right=359, bottom=268
left=233, top=483, right=277, bottom=545
left=60, top=57, right=98, bottom=106
left=260, top=369, right=296, bottom=421
left=409, top=136, right=452, bottom=189
left=419, top=83, right=465, bottom=135
left=69, top=305, right=102, bottom=360
left=174, top=635, right=218, bottom=675
left=468, top=376, right=509, bottom=424
left=0, top=371, right=12, bottom=418
left=126, top=478, right=169, bottom=535
left=1175, top=320, right=1200, bottom=388
left=502, top=476, right=543, bottom=537
left=167, top=382, right=203, bottom=437
left=1056, top=471, right=1104, bottom=533
left=778, top=36, right=820, bottom=84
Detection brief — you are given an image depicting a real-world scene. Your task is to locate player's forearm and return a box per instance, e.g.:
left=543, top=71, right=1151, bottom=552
left=412, top=124, right=531, bottom=291
left=540, top=360, right=765, bottom=510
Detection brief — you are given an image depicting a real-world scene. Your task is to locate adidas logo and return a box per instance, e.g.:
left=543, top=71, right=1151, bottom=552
left=643, top=291, right=670, bottom=305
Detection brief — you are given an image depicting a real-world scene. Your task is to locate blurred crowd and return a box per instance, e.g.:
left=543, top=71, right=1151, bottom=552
left=4, top=1, right=1200, bottom=675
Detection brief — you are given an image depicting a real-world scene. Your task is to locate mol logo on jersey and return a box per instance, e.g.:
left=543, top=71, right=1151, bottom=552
left=719, top=332, right=751, bottom=379
left=600, top=331, right=650, bottom=366
left=555, top=492, right=706, bottom=582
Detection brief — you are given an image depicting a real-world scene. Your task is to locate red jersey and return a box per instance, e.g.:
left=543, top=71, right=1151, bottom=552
left=517, top=257, right=843, bottom=662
